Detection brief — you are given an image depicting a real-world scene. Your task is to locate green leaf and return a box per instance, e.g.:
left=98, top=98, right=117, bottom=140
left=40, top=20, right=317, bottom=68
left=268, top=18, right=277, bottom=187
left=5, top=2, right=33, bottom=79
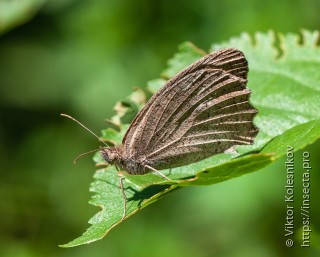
left=61, top=30, right=320, bottom=247
left=161, top=41, right=206, bottom=79
left=107, top=88, right=147, bottom=127
left=260, top=119, right=320, bottom=157
left=60, top=166, right=177, bottom=247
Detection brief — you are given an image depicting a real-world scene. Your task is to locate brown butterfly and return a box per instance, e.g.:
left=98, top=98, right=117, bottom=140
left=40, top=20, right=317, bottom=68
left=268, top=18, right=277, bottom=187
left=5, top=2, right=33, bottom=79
left=63, top=48, right=258, bottom=219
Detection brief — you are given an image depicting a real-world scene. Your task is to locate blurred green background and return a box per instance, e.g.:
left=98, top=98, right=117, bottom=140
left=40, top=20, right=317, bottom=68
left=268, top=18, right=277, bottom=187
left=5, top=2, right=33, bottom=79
left=0, top=0, right=319, bottom=256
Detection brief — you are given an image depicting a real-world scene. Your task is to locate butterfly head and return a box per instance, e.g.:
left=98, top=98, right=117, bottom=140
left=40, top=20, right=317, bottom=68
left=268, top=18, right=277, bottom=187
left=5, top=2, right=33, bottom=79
left=100, top=147, right=120, bottom=164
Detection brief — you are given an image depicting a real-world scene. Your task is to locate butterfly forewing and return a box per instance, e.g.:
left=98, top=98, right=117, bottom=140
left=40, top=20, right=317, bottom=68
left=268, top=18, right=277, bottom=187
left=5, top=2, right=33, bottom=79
left=122, top=48, right=258, bottom=171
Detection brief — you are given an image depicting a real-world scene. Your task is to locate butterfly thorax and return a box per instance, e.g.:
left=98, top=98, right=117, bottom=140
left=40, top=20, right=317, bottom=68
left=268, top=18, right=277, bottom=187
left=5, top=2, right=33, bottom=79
left=100, top=146, right=148, bottom=175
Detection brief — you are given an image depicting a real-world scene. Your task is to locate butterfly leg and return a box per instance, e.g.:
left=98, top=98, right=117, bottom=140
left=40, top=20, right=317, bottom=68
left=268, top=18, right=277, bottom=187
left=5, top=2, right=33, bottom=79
left=118, top=176, right=127, bottom=221
left=145, top=164, right=171, bottom=180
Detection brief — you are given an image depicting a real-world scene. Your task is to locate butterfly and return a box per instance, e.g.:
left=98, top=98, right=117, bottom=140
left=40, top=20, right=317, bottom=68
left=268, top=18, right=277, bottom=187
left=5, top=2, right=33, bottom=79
left=101, top=48, right=258, bottom=174
left=63, top=48, right=258, bottom=219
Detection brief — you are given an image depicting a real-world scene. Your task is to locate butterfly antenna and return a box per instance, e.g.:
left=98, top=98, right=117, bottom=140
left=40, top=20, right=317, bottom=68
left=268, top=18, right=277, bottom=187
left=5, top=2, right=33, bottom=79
left=61, top=113, right=110, bottom=147
left=73, top=149, right=101, bottom=164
